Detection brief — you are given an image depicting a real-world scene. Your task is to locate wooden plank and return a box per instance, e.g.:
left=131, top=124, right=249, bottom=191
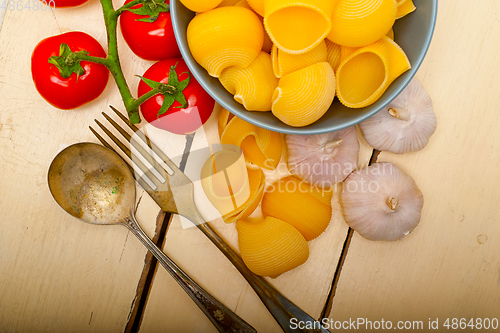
left=138, top=108, right=374, bottom=332
left=0, top=2, right=165, bottom=331
left=329, top=0, right=500, bottom=329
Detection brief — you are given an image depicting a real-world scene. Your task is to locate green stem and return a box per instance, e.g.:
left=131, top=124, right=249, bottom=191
left=75, top=53, right=111, bottom=67
left=56, top=0, right=164, bottom=124
left=131, top=87, right=162, bottom=110
left=116, top=0, right=142, bottom=15
left=100, top=0, right=142, bottom=124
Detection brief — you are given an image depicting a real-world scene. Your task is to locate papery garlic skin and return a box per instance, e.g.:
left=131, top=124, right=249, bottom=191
left=286, top=126, right=359, bottom=188
left=359, top=78, right=437, bottom=154
left=341, top=162, right=423, bottom=241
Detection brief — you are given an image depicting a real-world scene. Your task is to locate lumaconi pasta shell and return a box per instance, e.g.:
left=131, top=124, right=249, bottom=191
left=386, top=28, right=394, bottom=40
left=222, top=167, right=266, bottom=223
left=200, top=146, right=251, bottom=217
left=235, top=1, right=274, bottom=52
left=234, top=0, right=252, bottom=9
left=180, top=0, right=223, bottom=12
left=218, top=0, right=242, bottom=6
left=272, top=40, right=327, bottom=78
left=396, top=0, right=416, bottom=19
left=336, top=36, right=411, bottom=108
left=236, top=217, right=309, bottom=277
left=218, top=108, right=235, bottom=137
left=262, top=31, right=274, bottom=53
left=327, top=0, right=397, bottom=48
left=219, top=52, right=278, bottom=111
left=264, top=0, right=336, bottom=54
left=220, top=115, right=282, bottom=169
left=187, top=7, right=264, bottom=77
left=272, top=62, right=336, bottom=127
left=247, top=0, right=265, bottom=16
left=339, top=45, right=358, bottom=63
left=325, top=39, right=341, bottom=72
left=261, top=176, right=333, bottom=241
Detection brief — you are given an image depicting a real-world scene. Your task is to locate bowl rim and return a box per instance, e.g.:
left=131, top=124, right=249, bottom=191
left=171, top=0, right=438, bottom=135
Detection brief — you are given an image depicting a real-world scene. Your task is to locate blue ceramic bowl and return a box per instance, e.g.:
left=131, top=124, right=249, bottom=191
left=171, top=0, right=437, bottom=134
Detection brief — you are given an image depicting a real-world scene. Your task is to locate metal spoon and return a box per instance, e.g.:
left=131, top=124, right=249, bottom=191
left=47, top=142, right=256, bottom=333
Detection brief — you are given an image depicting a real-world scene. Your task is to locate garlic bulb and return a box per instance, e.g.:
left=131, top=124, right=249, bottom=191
left=359, top=78, right=437, bottom=154
left=286, top=126, right=359, bottom=188
left=340, top=162, right=423, bottom=241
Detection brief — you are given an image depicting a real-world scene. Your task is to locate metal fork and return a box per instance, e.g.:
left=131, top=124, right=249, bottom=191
left=90, top=106, right=331, bottom=333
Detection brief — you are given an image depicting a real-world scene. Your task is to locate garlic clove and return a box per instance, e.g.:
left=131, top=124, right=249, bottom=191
left=286, top=126, right=360, bottom=188
left=359, top=78, right=437, bottom=154
left=340, top=162, right=423, bottom=241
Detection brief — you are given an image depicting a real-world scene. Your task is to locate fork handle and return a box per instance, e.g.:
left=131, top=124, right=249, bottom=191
left=189, top=210, right=331, bottom=333
left=123, top=214, right=256, bottom=333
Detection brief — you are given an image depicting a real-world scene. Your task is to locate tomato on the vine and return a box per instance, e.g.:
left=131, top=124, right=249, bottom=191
left=31, top=31, right=109, bottom=110
left=138, top=59, right=215, bottom=135
left=120, top=0, right=181, bottom=61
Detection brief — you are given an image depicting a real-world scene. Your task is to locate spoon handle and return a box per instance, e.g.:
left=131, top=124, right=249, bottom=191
left=123, top=214, right=256, bottom=333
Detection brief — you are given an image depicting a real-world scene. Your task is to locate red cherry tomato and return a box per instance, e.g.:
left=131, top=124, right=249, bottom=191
left=120, top=0, right=181, bottom=61
left=31, top=31, right=109, bottom=110
left=138, top=59, right=215, bottom=135
left=52, top=0, right=90, bottom=8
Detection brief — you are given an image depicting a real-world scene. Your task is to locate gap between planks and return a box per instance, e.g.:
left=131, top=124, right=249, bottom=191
left=124, top=131, right=378, bottom=330
left=123, top=133, right=196, bottom=333
left=320, top=149, right=379, bottom=320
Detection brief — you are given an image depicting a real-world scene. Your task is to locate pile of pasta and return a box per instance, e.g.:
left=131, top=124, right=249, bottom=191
left=183, top=0, right=416, bottom=127
left=201, top=109, right=333, bottom=277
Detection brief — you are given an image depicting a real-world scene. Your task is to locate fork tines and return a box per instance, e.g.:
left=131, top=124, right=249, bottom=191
left=89, top=106, right=180, bottom=192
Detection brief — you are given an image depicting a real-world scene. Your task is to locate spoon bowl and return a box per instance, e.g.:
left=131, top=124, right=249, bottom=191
left=48, top=142, right=135, bottom=225
left=47, top=142, right=256, bottom=333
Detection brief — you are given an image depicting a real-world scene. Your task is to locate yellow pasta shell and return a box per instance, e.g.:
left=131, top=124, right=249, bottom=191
left=261, top=176, right=333, bottom=241
left=218, top=108, right=235, bottom=137
left=262, top=31, right=274, bottom=53
left=340, top=45, right=358, bottom=63
left=187, top=7, right=264, bottom=77
left=396, top=0, right=416, bottom=19
left=272, top=40, right=327, bottom=78
left=236, top=217, right=309, bottom=277
left=264, top=0, right=336, bottom=54
left=234, top=1, right=273, bottom=52
left=180, top=0, right=223, bottom=12
left=220, top=115, right=282, bottom=169
left=327, top=0, right=397, bottom=47
left=386, top=27, right=394, bottom=40
left=201, top=163, right=265, bottom=224
left=201, top=147, right=250, bottom=217
left=218, top=0, right=242, bottom=6
left=219, top=52, right=278, bottom=111
left=271, top=62, right=335, bottom=127
left=222, top=167, right=266, bottom=223
left=247, top=0, right=265, bottom=15
left=336, top=36, right=411, bottom=108
left=234, top=0, right=252, bottom=9
left=325, top=39, right=341, bottom=72
left=237, top=0, right=273, bottom=52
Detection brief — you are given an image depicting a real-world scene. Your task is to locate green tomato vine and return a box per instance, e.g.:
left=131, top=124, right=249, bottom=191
left=50, top=0, right=177, bottom=124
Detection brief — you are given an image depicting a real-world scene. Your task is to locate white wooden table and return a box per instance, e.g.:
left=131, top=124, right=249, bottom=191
left=1, top=1, right=499, bottom=332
